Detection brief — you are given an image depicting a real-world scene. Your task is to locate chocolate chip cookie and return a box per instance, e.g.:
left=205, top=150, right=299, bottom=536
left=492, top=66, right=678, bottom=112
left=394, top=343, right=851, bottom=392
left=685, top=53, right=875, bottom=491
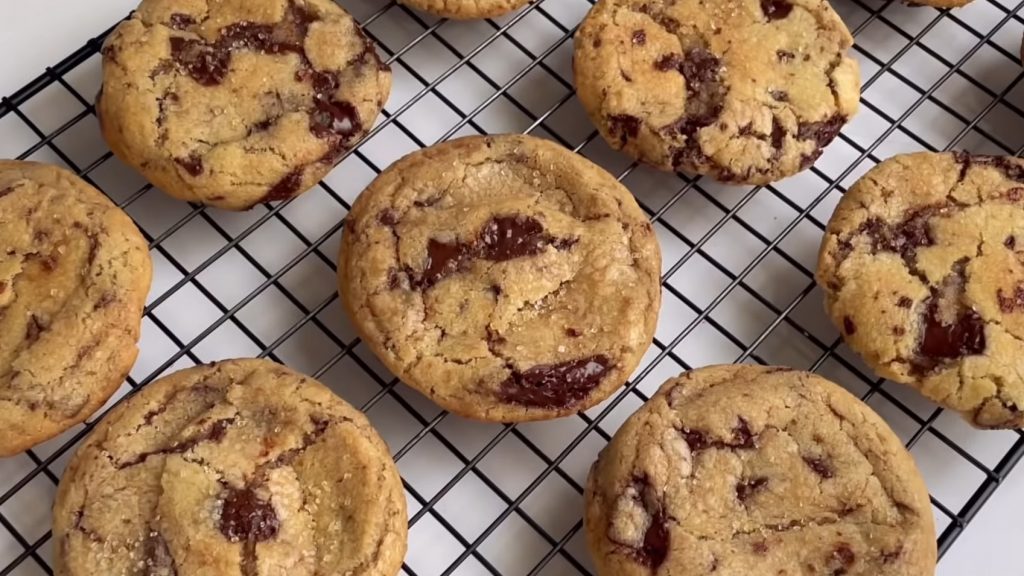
left=99, top=0, right=392, bottom=211
left=0, top=161, right=151, bottom=457
left=399, top=0, right=532, bottom=19
left=53, top=358, right=407, bottom=575
left=339, top=134, right=661, bottom=422
left=585, top=365, right=936, bottom=576
left=818, top=152, right=1024, bottom=429
left=573, top=0, right=860, bottom=185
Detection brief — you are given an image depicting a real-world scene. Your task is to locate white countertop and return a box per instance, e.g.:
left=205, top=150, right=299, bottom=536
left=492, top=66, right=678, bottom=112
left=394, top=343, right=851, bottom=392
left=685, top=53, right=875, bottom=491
left=1, top=1, right=1019, bottom=574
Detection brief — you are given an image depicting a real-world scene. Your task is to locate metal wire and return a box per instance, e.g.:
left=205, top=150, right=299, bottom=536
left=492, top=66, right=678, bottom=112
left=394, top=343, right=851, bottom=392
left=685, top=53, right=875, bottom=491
left=2, top=0, right=1023, bottom=573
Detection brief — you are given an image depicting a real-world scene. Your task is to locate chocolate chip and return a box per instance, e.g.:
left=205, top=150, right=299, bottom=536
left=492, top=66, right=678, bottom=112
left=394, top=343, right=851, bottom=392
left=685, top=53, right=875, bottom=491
left=608, top=114, right=642, bottom=146
left=797, top=114, right=845, bottom=153
left=897, top=296, right=913, bottom=309
left=174, top=154, right=204, bottom=177
left=681, top=418, right=757, bottom=452
left=168, top=13, right=196, bottom=30
left=735, top=476, right=769, bottom=502
left=415, top=216, right=576, bottom=289
left=310, top=98, right=361, bottom=140
left=143, top=532, right=177, bottom=575
left=639, top=509, right=669, bottom=569
left=770, top=89, right=789, bottom=102
left=662, top=47, right=727, bottom=160
left=916, top=267, right=986, bottom=369
left=387, top=268, right=402, bottom=290
left=632, top=30, right=646, bottom=45
left=39, top=254, right=58, bottom=272
left=219, top=487, right=279, bottom=543
left=25, top=314, right=48, bottom=343
left=829, top=543, right=855, bottom=574
left=761, top=0, right=794, bottom=19
left=732, top=417, right=756, bottom=448
left=655, top=53, right=683, bottom=72
left=776, top=50, right=795, bottom=62
left=860, top=208, right=936, bottom=261
left=680, top=428, right=711, bottom=451
left=803, top=455, right=834, bottom=478
left=263, top=169, right=303, bottom=203
left=997, top=285, right=1024, bottom=313
left=842, top=316, right=856, bottom=335
left=752, top=541, right=769, bottom=554
left=592, top=37, right=602, bottom=48
left=169, top=37, right=231, bottom=86
left=565, top=327, right=582, bottom=337
left=893, top=326, right=906, bottom=336
left=1006, top=236, right=1016, bottom=249
left=497, top=355, right=612, bottom=408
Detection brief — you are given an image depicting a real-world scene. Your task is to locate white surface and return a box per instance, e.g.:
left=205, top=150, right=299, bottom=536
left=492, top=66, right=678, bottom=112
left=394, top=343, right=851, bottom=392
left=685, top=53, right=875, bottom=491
left=1, top=0, right=1023, bottom=574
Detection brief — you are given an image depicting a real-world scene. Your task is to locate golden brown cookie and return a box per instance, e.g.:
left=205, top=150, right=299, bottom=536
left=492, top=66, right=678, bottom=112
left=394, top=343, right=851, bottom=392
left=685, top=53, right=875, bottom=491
left=585, top=365, right=936, bottom=576
left=53, top=358, right=407, bottom=576
left=0, top=161, right=151, bottom=457
left=817, top=152, right=1024, bottom=429
left=399, top=0, right=532, bottom=19
left=339, top=134, right=661, bottom=422
left=99, top=0, right=392, bottom=211
left=573, top=0, right=860, bottom=184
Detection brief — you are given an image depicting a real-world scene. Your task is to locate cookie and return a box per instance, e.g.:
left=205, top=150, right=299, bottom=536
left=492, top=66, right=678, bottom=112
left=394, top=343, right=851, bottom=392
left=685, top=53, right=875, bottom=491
left=53, top=358, right=407, bottom=576
left=98, top=0, right=392, bottom=211
left=0, top=161, right=151, bottom=457
left=339, top=134, right=661, bottom=422
left=817, top=152, right=1024, bottom=429
left=585, top=365, right=936, bottom=576
left=573, top=0, right=860, bottom=185
left=399, top=0, right=532, bottom=19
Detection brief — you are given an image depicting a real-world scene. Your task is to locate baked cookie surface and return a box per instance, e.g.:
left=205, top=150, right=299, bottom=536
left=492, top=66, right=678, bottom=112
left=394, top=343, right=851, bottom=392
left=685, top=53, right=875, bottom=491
left=585, top=365, right=936, bottom=576
left=53, top=358, right=407, bottom=576
left=99, top=0, right=391, bottom=210
left=399, top=0, right=532, bottom=19
left=573, top=0, right=860, bottom=184
left=339, top=134, right=661, bottom=422
left=818, top=152, right=1024, bottom=429
left=0, top=161, right=151, bottom=457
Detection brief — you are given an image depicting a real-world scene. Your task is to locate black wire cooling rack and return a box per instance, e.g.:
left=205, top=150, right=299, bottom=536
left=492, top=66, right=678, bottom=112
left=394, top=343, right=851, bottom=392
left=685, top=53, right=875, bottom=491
left=3, top=0, right=1024, bottom=573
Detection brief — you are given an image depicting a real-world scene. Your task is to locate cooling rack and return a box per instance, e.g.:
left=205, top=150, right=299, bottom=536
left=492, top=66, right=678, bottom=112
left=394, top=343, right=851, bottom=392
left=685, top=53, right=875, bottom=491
left=2, top=0, right=1024, bottom=573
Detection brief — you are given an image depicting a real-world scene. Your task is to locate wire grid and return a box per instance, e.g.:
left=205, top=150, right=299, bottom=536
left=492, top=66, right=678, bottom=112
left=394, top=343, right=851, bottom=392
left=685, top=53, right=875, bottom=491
left=1, top=0, right=1024, bottom=573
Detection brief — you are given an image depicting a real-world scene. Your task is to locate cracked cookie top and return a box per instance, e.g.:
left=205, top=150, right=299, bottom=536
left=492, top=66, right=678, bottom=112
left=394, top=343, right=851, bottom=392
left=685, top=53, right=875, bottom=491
left=99, top=0, right=391, bottom=211
left=818, top=152, right=1024, bottom=429
left=584, top=365, right=936, bottom=576
left=338, top=134, right=661, bottom=422
left=53, top=358, right=407, bottom=576
left=0, top=161, right=151, bottom=457
left=399, top=0, right=532, bottom=20
left=573, top=0, right=860, bottom=185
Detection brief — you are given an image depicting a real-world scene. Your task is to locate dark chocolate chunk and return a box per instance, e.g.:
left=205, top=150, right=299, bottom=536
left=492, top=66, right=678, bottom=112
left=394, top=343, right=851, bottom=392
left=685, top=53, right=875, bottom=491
left=732, top=417, right=756, bottom=448
left=680, top=428, right=711, bottom=451
left=803, top=455, right=834, bottom=479
left=761, top=0, right=794, bottom=20
left=565, top=327, right=582, bottom=337
left=897, top=296, right=913, bottom=309
left=175, top=154, right=204, bottom=177
left=769, top=89, right=789, bottom=102
left=655, top=53, right=683, bottom=72
left=681, top=417, right=757, bottom=452
left=497, top=355, right=612, bottom=408
left=219, top=487, right=279, bottom=543
left=640, top=509, right=669, bottom=569
left=735, top=476, right=769, bottom=502
left=662, top=48, right=727, bottom=163
left=829, top=543, right=855, bottom=574
left=264, top=169, right=303, bottom=203
left=842, top=316, right=856, bottom=336
left=169, top=37, right=231, bottom=86
left=632, top=30, right=647, bottom=45
left=118, top=418, right=233, bottom=468
left=25, top=314, right=47, bottom=343
left=776, top=50, right=795, bottom=62
left=1005, top=236, right=1016, bottom=249
left=415, top=216, right=576, bottom=289
left=143, top=532, right=178, bottom=576
left=797, top=114, right=845, bottom=148
left=917, top=269, right=986, bottom=368
left=387, top=268, right=402, bottom=290
left=997, top=285, right=1024, bottom=313
left=310, top=99, right=361, bottom=140
left=168, top=13, right=196, bottom=30
left=752, top=541, right=769, bottom=554
left=608, top=114, right=642, bottom=146
left=859, top=208, right=937, bottom=262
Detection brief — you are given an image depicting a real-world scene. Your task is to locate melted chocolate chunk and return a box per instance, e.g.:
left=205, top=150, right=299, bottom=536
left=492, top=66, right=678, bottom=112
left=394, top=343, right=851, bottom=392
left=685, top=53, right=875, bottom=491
left=859, top=207, right=937, bottom=263
left=798, top=115, right=845, bottom=148
left=264, top=169, right=304, bottom=203
left=680, top=418, right=758, bottom=452
left=25, top=314, right=47, bottom=343
left=169, top=37, right=231, bottom=86
left=735, top=476, right=769, bottom=502
left=968, top=155, right=1024, bottom=183
left=0, top=186, right=15, bottom=199
left=776, top=50, right=796, bottom=62
left=94, top=292, right=117, bottom=310
left=761, top=0, right=794, bottom=20
left=143, top=532, right=178, bottom=576
left=378, top=209, right=399, bottom=226
left=1005, top=236, right=1016, bottom=249
left=415, top=216, right=577, bottom=289
left=311, top=98, right=361, bottom=140
left=917, top=271, right=986, bottom=368
left=219, top=487, right=279, bottom=542
left=608, top=114, right=642, bottom=146
left=168, top=13, right=196, bottom=30
left=387, top=268, right=402, bottom=290
left=661, top=48, right=727, bottom=166
left=842, top=316, right=856, bottom=336
left=565, top=327, right=582, bottom=337
left=829, top=543, right=856, bottom=574
left=632, top=30, right=647, bottom=45
left=119, top=418, right=233, bottom=468
left=997, top=285, right=1024, bottom=313
left=803, top=455, right=834, bottom=478
left=497, top=355, right=612, bottom=408
left=175, top=154, right=204, bottom=177
left=640, top=509, right=669, bottom=569
left=897, top=296, right=913, bottom=309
